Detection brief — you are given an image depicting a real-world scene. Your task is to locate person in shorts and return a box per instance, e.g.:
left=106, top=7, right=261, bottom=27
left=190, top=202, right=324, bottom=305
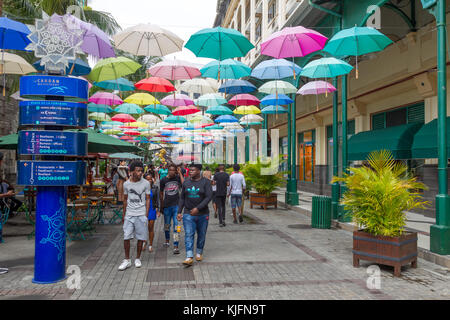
left=228, top=164, right=246, bottom=224
left=118, top=161, right=150, bottom=271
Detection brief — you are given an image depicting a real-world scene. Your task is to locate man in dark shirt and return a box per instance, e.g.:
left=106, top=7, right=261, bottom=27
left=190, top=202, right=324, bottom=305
left=160, top=163, right=184, bottom=254
left=177, top=163, right=212, bottom=266
left=213, top=164, right=230, bottom=227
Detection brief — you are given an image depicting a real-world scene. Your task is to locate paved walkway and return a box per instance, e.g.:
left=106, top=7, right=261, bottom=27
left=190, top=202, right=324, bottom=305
left=0, top=203, right=449, bottom=300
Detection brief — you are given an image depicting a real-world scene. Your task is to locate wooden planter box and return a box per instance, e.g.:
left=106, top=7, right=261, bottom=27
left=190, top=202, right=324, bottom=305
left=353, top=230, right=418, bottom=277
left=249, top=193, right=277, bottom=210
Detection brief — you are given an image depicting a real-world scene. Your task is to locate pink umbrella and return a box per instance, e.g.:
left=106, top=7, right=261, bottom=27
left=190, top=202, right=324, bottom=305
left=161, top=93, right=194, bottom=107
left=112, top=114, right=136, bottom=123
left=89, top=92, right=123, bottom=106
left=148, top=59, right=201, bottom=80
left=297, top=80, right=336, bottom=110
left=120, top=136, right=134, bottom=141
left=228, top=94, right=260, bottom=107
left=261, top=26, right=328, bottom=59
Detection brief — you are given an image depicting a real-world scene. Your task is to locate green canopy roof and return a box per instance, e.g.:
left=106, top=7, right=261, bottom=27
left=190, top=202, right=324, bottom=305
left=108, top=152, right=143, bottom=160
left=348, top=123, right=423, bottom=161
left=411, top=117, right=450, bottom=159
left=0, top=129, right=142, bottom=154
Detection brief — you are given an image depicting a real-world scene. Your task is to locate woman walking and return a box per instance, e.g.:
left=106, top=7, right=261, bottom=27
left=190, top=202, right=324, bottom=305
left=143, top=172, right=160, bottom=252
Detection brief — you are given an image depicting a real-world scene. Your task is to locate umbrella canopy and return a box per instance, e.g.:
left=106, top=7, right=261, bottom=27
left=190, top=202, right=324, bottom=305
left=172, top=105, right=200, bottom=116
left=228, top=94, right=260, bottom=106
left=240, top=114, right=263, bottom=125
left=114, top=103, right=144, bottom=115
left=88, top=103, right=113, bottom=113
left=0, top=133, right=18, bottom=149
left=103, top=129, right=122, bottom=135
left=0, top=51, right=36, bottom=75
left=218, top=79, right=256, bottom=94
left=260, top=94, right=294, bottom=106
left=251, top=58, right=302, bottom=80
left=124, top=92, right=159, bottom=105
left=160, top=93, right=194, bottom=107
left=297, top=81, right=337, bottom=95
left=258, top=80, right=297, bottom=95
left=89, top=56, right=141, bottom=82
left=200, top=58, right=251, bottom=79
left=205, top=105, right=233, bottom=115
left=34, top=58, right=91, bottom=76
left=113, top=23, right=184, bottom=57
left=123, top=130, right=141, bottom=136
left=196, top=93, right=228, bottom=107
left=137, top=114, right=162, bottom=124
left=178, top=78, right=218, bottom=94
left=149, top=59, right=201, bottom=80
left=205, top=124, right=224, bottom=130
left=261, top=105, right=288, bottom=114
left=135, top=77, right=175, bottom=93
left=112, top=113, right=137, bottom=123
left=109, top=152, right=143, bottom=160
left=101, top=121, right=123, bottom=128
left=89, top=92, right=123, bottom=106
left=165, top=115, right=188, bottom=124
left=261, top=26, right=328, bottom=58
left=144, top=104, right=172, bottom=115
left=300, top=57, right=353, bottom=79
left=89, top=112, right=112, bottom=121
left=234, top=105, right=261, bottom=115
left=0, top=17, right=31, bottom=50
left=189, top=114, right=213, bottom=124
left=185, top=26, right=254, bottom=60
left=93, top=77, right=135, bottom=91
left=215, top=115, right=238, bottom=123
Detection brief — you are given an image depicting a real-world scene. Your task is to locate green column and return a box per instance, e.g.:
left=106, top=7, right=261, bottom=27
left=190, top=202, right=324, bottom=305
left=331, top=77, right=340, bottom=219
left=245, top=125, right=250, bottom=162
left=234, top=135, right=237, bottom=164
left=431, top=0, right=450, bottom=254
left=263, top=114, right=268, bottom=130
left=285, top=100, right=293, bottom=204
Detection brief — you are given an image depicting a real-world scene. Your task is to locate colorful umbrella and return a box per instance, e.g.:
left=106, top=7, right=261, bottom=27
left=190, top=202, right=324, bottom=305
left=0, top=51, right=36, bottom=75
left=261, top=105, right=288, bottom=114
left=185, top=26, right=254, bottom=61
left=240, top=114, right=264, bottom=122
left=135, top=77, right=176, bottom=93
left=137, top=114, right=162, bottom=124
left=148, top=59, right=201, bottom=80
left=200, top=58, right=251, bottom=79
left=113, top=23, right=184, bottom=57
left=94, top=77, right=135, bottom=91
left=124, top=92, right=159, bottom=105
left=123, top=130, right=141, bottom=136
left=103, top=129, right=122, bottom=135
left=258, top=80, right=297, bottom=95
left=164, top=115, right=188, bottom=124
left=34, top=58, right=91, bottom=76
left=297, top=81, right=337, bottom=95
left=251, top=58, right=302, bottom=80
left=215, top=115, right=238, bottom=123
left=89, top=112, right=111, bottom=121
left=88, top=103, right=113, bottom=113
left=189, top=115, right=213, bottom=124
left=89, top=56, right=141, bottom=82
left=172, top=105, right=200, bottom=116
left=160, top=93, right=194, bottom=107
left=300, top=57, right=353, bottom=79
left=260, top=94, right=293, bottom=106
left=0, top=17, right=31, bottom=51
left=120, top=135, right=134, bottom=141
left=218, top=79, right=256, bottom=94
left=144, top=104, right=172, bottom=115
left=205, top=124, right=224, bottom=130
left=112, top=114, right=137, bottom=123
left=114, top=103, right=144, bottom=115
left=195, top=93, right=228, bottom=107
left=205, top=105, right=233, bottom=116
left=178, top=78, right=218, bottom=94
left=89, top=92, right=123, bottom=106
left=234, top=105, right=261, bottom=115
left=228, top=94, right=260, bottom=106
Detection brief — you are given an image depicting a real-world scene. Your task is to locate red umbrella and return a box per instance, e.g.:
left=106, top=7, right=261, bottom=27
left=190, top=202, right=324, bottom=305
left=123, top=130, right=140, bottom=136
left=112, top=114, right=136, bottom=123
left=162, top=126, right=182, bottom=130
left=119, top=125, right=138, bottom=129
left=120, top=135, right=134, bottom=141
left=228, top=94, right=260, bottom=106
left=172, top=105, right=200, bottom=116
left=135, top=77, right=176, bottom=93
left=194, top=123, right=214, bottom=129
left=176, top=155, right=198, bottom=161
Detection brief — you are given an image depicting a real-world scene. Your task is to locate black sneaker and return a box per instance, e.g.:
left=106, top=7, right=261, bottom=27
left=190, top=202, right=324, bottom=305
left=239, top=215, right=243, bottom=223
left=222, top=222, right=226, bottom=227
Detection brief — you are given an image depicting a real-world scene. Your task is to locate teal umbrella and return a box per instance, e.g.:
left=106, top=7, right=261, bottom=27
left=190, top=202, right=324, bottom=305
left=88, top=103, right=113, bottom=113
left=205, top=105, right=233, bottom=115
left=185, top=26, right=254, bottom=61
left=164, top=115, right=188, bottom=124
left=323, top=26, right=393, bottom=79
left=300, top=57, right=353, bottom=79
left=205, top=124, right=224, bottom=130
left=258, top=80, right=297, bottom=95
left=200, top=59, right=251, bottom=80
left=261, top=105, right=288, bottom=114
left=93, top=77, right=135, bottom=91
left=196, top=93, right=228, bottom=107
left=144, top=104, right=171, bottom=115
left=114, top=103, right=144, bottom=115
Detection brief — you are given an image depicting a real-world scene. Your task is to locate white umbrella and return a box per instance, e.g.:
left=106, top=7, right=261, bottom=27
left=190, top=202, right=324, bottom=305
left=178, top=78, right=218, bottom=94
left=113, top=23, right=184, bottom=57
left=0, top=51, right=36, bottom=75
left=137, top=114, right=162, bottom=125
left=239, top=114, right=264, bottom=125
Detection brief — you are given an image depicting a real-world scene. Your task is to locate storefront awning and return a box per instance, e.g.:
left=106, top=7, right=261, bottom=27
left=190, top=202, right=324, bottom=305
left=411, top=117, right=450, bottom=159
left=348, top=122, right=423, bottom=161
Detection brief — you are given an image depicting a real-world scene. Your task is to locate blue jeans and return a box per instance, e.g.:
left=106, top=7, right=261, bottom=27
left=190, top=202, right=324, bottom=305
left=163, top=206, right=179, bottom=247
left=183, top=214, right=209, bottom=258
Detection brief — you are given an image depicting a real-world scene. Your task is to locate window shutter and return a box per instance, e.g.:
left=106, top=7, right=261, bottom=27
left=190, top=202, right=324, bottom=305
left=372, top=113, right=385, bottom=130
left=326, top=125, right=332, bottom=139
left=407, top=103, right=425, bottom=124
left=347, top=120, right=355, bottom=135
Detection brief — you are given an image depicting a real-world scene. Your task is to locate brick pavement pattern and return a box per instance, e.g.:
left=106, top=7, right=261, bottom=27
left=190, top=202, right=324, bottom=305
left=0, top=203, right=449, bottom=300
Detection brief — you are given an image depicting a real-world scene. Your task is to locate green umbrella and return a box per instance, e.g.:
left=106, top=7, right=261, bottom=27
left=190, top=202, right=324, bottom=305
left=205, top=105, right=233, bottom=115
left=89, top=112, right=111, bottom=121
left=114, top=103, right=144, bottom=115
left=164, top=115, right=188, bottom=124
left=89, top=56, right=142, bottom=82
left=258, top=80, right=297, bottom=95
left=300, top=57, right=353, bottom=79
left=185, top=26, right=254, bottom=61
left=144, top=104, right=171, bottom=115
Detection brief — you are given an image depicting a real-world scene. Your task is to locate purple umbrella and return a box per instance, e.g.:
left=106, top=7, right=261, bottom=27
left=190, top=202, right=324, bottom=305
left=89, top=92, right=123, bottom=106
left=297, top=80, right=336, bottom=110
left=160, top=93, right=194, bottom=107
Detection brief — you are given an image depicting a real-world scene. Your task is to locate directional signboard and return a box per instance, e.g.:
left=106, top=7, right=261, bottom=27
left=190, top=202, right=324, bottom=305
left=18, top=131, right=88, bottom=156
left=19, top=101, right=88, bottom=127
left=17, top=161, right=87, bottom=186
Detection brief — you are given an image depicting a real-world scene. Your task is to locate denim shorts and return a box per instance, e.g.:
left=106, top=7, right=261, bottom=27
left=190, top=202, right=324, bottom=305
left=230, top=194, right=242, bottom=209
left=123, top=215, right=148, bottom=241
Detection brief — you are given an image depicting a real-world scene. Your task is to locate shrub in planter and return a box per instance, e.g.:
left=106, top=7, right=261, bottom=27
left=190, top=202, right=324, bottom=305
left=332, top=150, right=429, bottom=276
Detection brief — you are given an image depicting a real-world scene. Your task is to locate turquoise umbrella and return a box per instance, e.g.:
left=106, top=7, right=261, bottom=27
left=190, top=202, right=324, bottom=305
left=144, top=104, right=172, bottom=115
left=165, top=115, right=188, bottom=124
left=93, top=77, right=135, bottom=91
left=300, top=57, right=353, bottom=79
left=88, top=103, right=113, bottom=113
left=196, top=93, right=228, bottom=107
left=323, top=26, right=393, bottom=79
left=205, top=124, right=224, bottom=130
left=205, top=105, right=233, bottom=115
left=261, top=105, right=288, bottom=114
left=114, top=103, right=144, bottom=114
left=200, top=58, right=251, bottom=80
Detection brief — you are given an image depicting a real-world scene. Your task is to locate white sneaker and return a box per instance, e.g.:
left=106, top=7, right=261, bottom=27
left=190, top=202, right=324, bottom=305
left=118, top=259, right=131, bottom=271
left=135, top=259, right=142, bottom=268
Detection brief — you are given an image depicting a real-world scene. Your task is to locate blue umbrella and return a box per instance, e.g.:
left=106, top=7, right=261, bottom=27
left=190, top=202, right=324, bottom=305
left=218, top=79, right=256, bottom=94
left=260, top=94, right=294, bottom=106
left=0, top=17, right=31, bottom=50
left=34, top=58, right=91, bottom=76
left=94, top=77, right=135, bottom=91
left=251, top=58, right=302, bottom=80
left=215, top=115, right=238, bottom=123
left=88, top=103, right=113, bottom=113
left=261, top=105, right=288, bottom=114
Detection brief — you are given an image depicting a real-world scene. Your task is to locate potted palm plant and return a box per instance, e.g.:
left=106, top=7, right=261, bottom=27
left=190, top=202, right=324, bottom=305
left=332, top=150, right=428, bottom=276
left=243, top=157, right=285, bottom=210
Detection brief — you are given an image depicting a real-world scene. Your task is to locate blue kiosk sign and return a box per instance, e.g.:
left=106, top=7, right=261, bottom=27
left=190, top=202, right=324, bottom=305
left=17, top=161, right=87, bottom=186
left=18, top=131, right=88, bottom=156
left=19, top=101, right=88, bottom=127
left=20, top=75, right=89, bottom=101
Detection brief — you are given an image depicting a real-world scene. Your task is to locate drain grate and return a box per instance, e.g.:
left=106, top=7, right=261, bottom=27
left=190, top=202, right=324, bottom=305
left=146, top=267, right=195, bottom=282
left=287, top=224, right=312, bottom=229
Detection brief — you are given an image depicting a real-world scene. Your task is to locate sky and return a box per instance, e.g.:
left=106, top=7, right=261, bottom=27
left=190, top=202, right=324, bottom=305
left=89, top=0, right=218, bottom=66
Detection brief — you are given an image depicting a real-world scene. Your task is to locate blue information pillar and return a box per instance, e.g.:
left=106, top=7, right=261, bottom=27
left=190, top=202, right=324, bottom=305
left=18, top=75, right=88, bottom=284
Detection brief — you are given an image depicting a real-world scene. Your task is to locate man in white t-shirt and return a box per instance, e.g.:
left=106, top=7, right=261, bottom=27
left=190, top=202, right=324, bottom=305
left=118, top=161, right=150, bottom=271
left=228, top=164, right=246, bottom=224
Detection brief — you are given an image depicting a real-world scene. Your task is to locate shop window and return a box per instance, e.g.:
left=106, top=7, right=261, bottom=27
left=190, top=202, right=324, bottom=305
left=298, top=130, right=315, bottom=182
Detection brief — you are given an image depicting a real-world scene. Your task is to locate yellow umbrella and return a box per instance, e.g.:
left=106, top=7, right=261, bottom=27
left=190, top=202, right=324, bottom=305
left=123, top=121, right=149, bottom=128
left=124, top=92, right=159, bottom=105
left=233, top=105, right=261, bottom=115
